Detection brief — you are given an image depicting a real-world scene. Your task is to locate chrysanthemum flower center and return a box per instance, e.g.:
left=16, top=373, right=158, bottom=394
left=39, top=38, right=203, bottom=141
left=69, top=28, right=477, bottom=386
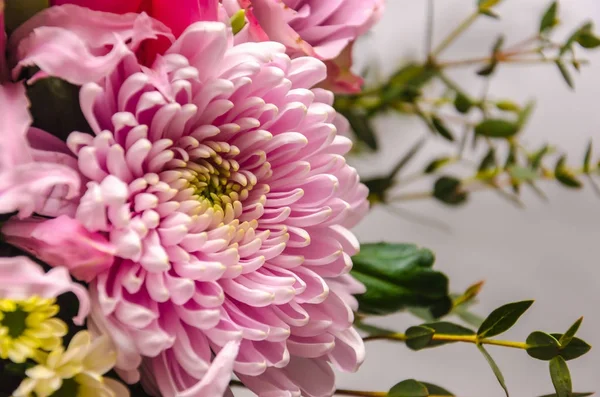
left=0, top=297, right=67, bottom=363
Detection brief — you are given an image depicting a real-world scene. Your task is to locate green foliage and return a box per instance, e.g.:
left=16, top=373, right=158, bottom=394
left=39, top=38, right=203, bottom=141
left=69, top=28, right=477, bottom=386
left=549, top=356, right=572, bottom=397
left=527, top=332, right=561, bottom=360
left=433, top=176, right=468, bottom=206
left=4, top=0, right=48, bottom=33
left=474, top=119, right=519, bottom=138
left=477, top=35, right=505, bottom=76
left=555, top=156, right=583, bottom=188
left=477, top=344, right=510, bottom=397
left=406, top=322, right=475, bottom=351
left=432, top=117, right=455, bottom=141
left=477, top=300, right=534, bottom=338
left=351, top=243, right=451, bottom=316
left=540, top=2, right=559, bottom=34
left=388, top=380, right=455, bottom=397
left=454, top=92, right=473, bottom=114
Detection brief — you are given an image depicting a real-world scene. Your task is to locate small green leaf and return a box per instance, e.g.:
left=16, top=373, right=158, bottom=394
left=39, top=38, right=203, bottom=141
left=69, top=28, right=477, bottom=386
left=421, top=382, right=455, bottom=396
left=576, top=24, right=600, bottom=49
left=583, top=141, right=593, bottom=174
left=496, top=100, right=521, bottom=112
left=477, top=36, right=505, bottom=76
left=538, top=393, right=594, bottom=397
left=388, top=379, right=429, bottom=397
left=559, top=317, right=583, bottom=347
left=540, top=1, right=559, bottom=34
left=433, top=176, right=468, bottom=206
left=478, top=0, right=504, bottom=10
left=424, top=157, right=452, bottom=174
left=549, top=356, right=572, bottom=397
left=508, top=166, right=538, bottom=182
left=431, top=117, right=455, bottom=142
left=480, top=9, right=500, bottom=19
left=527, top=332, right=561, bottom=361
left=550, top=334, right=592, bottom=361
left=475, top=119, right=519, bottom=138
left=478, top=148, right=497, bottom=172
left=477, top=300, right=534, bottom=338
left=351, top=243, right=451, bottom=316
left=555, top=156, right=583, bottom=188
left=230, top=9, right=247, bottom=35
left=517, top=101, right=536, bottom=129
left=405, top=326, right=435, bottom=351
left=531, top=145, right=551, bottom=170
left=454, top=92, right=473, bottom=114
left=341, top=109, right=378, bottom=150
left=477, top=344, right=510, bottom=397
left=555, top=60, right=574, bottom=89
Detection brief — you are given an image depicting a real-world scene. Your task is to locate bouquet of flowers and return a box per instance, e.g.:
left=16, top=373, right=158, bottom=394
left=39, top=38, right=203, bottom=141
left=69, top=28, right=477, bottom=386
left=0, top=1, right=596, bottom=396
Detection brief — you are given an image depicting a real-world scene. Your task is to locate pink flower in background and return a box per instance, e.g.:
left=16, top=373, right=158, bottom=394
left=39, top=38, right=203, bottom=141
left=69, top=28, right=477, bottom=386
left=2, top=216, right=116, bottom=282
left=68, top=20, right=368, bottom=396
left=0, top=256, right=90, bottom=325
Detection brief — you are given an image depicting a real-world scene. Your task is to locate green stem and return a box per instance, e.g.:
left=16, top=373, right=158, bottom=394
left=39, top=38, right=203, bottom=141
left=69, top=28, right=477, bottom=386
left=335, top=390, right=387, bottom=397
left=432, top=11, right=480, bottom=57
left=363, top=332, right=529, bottom=350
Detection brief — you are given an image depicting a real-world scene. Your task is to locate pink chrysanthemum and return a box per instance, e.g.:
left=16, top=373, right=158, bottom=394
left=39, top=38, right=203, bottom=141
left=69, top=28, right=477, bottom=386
left=61, top=20, right=368, bottom=396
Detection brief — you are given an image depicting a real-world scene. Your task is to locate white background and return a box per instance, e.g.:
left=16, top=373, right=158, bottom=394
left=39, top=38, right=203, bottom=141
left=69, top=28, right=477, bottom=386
left=238, top=1, right=600, bottom=396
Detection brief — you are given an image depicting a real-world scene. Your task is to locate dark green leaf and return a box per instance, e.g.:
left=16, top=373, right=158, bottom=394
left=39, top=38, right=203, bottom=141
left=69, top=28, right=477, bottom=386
left=550, top=334, right=592, bottom=361
left=560, top=24, right=586, bottom=56
left=4, top=0, right=49, bottom=33
left=477, top=344, right=509, bottom=397
left=478, top=148, right=497, bottom=172
left=559, top=317, right=583, bottom=347
left=538, top=393, right=594, bottom=397
left=550, top=356, right=572, bottom=397
left=351, top=243, right=451, bottom=316
left=433, top=176, right=468, bottom=206
left=432, top=117, right=455, bottom=142
left=477, top=300, right=534, bottom=338
left=475, top=119, right=519, bottom=138
left=531, top=145, right=551, bottom=170
left=540, top=2, right=559, bottom=34
left=583, top=141, right=593, bottom=174
left=477, top=36, right=504, bottom=76
left=388, top=380, right=429, bottom=397
left=25, top=75, right=93, bottom=141
left=555, top=60, right=574, bottom=89
left=390, top=139, right=427, bottom=179
left=341, top=110, right=378, bottom=150
left=527, top=331, right=561, bottom=361
left=555, top=156, right=583, bottom=188
left=454, top=93, right=473, bottom=114
left=424, top=157, right=453, bottom=174
left=364, top=176, right=394, bottom=204
left=405, top=326, right=435, bottom=351
left=576, top=29, right=600, bottom=49
left=421, top=382, right=455, bottom=396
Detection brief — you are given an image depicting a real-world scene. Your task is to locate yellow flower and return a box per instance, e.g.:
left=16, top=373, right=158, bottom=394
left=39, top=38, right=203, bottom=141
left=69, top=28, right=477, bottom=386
left=0, top=297, right=67, bottom=363
left=12, top=330, right=130, bottom=397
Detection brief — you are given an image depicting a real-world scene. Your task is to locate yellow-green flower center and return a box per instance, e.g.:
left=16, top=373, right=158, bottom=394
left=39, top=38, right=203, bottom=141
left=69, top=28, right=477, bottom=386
left=0, top=297, right=67, bottom=363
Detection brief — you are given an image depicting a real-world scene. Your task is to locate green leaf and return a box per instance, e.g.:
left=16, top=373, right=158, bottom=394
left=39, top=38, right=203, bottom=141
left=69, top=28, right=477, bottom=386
left=341, top=109, right=378, bottom=150
left=25, top=75, right=93, bottom=141
left=454, top=92, right=473, bottom=114
left=576, top=23, right=600, bottom=49
left=424, top=157, right=453, bottom=174
left=478, top=148, right=497, bottom=172
left=549, top=356, right=572, bottom=397
left=388, top=380, right=429, bottom=397
left=477, top=300, right=534, bottom=338
left=527, top=331, right=561, bottom=361
left=496, top=100, right=521, bottom=112
left=477, top=36, right=505, bottom=76
left=550, top=334, right=592, bottom=361
left=538, top=393, right=594, bottom=397
left=508, top=166, right=538, bottom=182
left=475, top=119, right=519, bottom=138
left=480, top=9, right=500, bottom=19
left=477, top=344, right=510, bottom=397
left=517, top=101, right=536, bottom=129
left=478, top=0, right=504, bottom=10
left=406, top=322, right=475, bottom=351
left=531, top=145, right=551, bottom=170
left=555, top=60, right=574, bottom=89
left=230, top=9, right=247, bottom=35
left=431, top=117, right=455, bottom=142
left=540, top=1, right=559, bottom=34
left=405, top=326, right=435, bottom=351
left=433, top=176, right=468, bottom=206
left=351, top=243, right=451, bottom=316
left=4, top=0, right=49, bottom=33
left=421, top=383, right=455, bottom=396
left=583, top=141, right=593, bottom=174
left=559, top=317, right=583, bottom=347
left=555, top=156, right=583, bottom=188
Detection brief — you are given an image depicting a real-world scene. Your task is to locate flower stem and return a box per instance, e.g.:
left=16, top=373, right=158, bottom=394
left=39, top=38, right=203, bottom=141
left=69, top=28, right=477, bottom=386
left=335, top=390, right=387, bottom=397
left=432, top=11, right=480, bottom=57
left=363, top=332, right=529, bottom=350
